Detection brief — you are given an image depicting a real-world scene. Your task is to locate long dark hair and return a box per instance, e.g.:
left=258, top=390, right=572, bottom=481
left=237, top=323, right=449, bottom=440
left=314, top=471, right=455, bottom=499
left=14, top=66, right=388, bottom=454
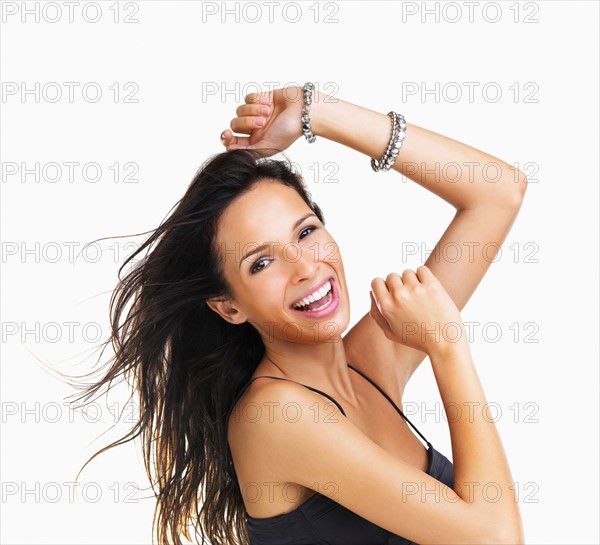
left=68, top=149, right=326, bottom=544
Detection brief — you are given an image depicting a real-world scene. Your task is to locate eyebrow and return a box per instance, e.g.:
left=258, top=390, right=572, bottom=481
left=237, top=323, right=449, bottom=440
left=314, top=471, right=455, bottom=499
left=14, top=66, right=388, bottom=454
left=239, top=213, right=317, bottom=269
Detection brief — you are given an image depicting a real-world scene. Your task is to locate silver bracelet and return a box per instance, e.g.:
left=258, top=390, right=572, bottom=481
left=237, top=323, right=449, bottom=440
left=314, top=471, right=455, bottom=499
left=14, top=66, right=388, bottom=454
left=301, top=82, right=316, bottom=143
left=371, top=111, right=406, bottom=172
left=371, top=112, right=398, bottom=172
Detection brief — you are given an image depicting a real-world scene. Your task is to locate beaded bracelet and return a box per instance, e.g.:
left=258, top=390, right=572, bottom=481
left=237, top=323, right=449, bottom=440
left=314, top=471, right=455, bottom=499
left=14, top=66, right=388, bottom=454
left=371, top=111, right=407, bottom=172
left=301, top=82, right=316, bottom=143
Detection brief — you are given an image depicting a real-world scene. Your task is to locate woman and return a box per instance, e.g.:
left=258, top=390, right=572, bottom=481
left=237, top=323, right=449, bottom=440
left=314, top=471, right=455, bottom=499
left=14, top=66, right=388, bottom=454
left=74, top=84, right=527, bottom=545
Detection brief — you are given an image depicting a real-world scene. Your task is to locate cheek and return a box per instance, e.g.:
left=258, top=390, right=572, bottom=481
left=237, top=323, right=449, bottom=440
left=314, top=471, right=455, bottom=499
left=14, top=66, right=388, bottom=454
left=251, top=278, right=287, bottom=312
left=315, top=234, right=341, bottom=265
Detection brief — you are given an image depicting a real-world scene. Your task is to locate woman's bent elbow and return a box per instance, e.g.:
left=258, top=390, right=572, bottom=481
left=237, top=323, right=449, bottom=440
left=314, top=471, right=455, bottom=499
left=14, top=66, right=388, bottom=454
left=488, top=524, right=525, bottom=545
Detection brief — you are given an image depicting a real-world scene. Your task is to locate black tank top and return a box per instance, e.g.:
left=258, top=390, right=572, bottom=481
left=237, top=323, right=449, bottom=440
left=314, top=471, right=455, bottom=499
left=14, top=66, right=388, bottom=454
left=225, top=363, right=455, bottom=545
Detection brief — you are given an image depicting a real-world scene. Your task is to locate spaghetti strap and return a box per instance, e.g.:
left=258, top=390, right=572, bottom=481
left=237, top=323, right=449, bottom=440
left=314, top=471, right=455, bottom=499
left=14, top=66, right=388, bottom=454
left=224, top=374, right=347, bottom=482
left=347, top=363, right=430, bottom=446
left=230, top=375, right=347, bottom=418
left=225, top=365, right=430, bottom=481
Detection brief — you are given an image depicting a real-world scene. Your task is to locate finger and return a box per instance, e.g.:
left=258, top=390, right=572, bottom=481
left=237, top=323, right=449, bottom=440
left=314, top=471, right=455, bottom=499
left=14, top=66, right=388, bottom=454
left=220, top=130, right=251, bottom=150
left=401, top=269, right=419, bottom=286
left=245, top=91, right=273, bottom=105
left=220, top=129, right=232, bottom=146
left=386, top=272, right=405, bottom=290
left=230, top=115, right=267, bottom=134
left=415, top=265, right=436, bottom=283
left=370, top=277, right=391, bottom=310
left=236, top=103, right=272, bottom=118
left=369, top=291, right=395, bottom=337
left=244, top=147, right=278, bottom=157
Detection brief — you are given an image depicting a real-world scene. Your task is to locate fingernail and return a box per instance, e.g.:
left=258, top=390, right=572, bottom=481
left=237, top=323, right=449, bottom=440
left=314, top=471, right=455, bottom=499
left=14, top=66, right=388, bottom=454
left=258, top=106, right=270, bottom=115
left=255, top=117, right=265, bottom=126
left=260, top=96, right=271, bottom=105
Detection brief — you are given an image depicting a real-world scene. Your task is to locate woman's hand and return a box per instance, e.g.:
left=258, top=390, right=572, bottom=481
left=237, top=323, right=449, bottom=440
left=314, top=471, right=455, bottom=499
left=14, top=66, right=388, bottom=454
left=369, top=265, right=469, bottom=359
left=220, top=86, right=305, bottom=156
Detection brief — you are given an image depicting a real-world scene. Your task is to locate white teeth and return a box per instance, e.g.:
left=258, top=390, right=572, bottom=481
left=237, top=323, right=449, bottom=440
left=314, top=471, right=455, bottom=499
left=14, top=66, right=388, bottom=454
left=293, top=280, right=331, bottom=309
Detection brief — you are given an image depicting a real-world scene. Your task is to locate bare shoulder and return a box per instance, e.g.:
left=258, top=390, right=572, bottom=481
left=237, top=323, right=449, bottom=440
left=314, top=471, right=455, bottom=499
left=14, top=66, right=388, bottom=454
left=227, top=377, right=346, bottom=464
left=227, top=377, right=343, bottom=511
left=228, top=376, right=497, bottom=544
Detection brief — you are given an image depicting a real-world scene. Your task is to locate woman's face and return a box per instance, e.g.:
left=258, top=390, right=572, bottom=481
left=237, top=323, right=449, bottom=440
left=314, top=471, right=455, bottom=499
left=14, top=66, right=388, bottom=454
left=208, top=178, right=350, bottom=345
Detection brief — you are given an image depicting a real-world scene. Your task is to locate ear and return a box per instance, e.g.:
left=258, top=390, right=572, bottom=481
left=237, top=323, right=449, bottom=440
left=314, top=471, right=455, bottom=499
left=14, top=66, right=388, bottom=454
left=205, top=296, right=248, bottom=325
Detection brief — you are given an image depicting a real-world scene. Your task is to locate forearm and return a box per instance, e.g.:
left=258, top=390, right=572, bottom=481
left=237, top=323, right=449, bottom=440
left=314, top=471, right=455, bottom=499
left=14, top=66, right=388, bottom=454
left=310, top=92, right=526, bottom=210
left=429, top=346, right=524, bottom=541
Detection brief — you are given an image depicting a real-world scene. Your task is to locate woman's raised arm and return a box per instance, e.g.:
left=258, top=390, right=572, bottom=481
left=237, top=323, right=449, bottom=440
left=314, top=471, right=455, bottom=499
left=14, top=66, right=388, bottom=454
left=228, top=265, right=524, bottom=543
left=233, top=350, right=524, bottom=544
left=309, top=90, right=528, bottom=383
left=221, top=87, right=528, bottom=388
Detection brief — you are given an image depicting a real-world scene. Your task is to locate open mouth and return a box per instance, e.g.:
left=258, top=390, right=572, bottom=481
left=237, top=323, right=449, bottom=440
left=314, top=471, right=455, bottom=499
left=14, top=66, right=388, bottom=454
left=290, top=278, right=334, bottom=313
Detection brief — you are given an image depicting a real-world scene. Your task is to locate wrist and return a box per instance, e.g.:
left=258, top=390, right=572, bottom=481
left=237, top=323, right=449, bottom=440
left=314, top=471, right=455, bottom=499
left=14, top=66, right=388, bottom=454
left=306, top=91, right=392, bottom=162
left=309, top=89, right=334, bottom=139
left=427, top=341, right=472, bottom=365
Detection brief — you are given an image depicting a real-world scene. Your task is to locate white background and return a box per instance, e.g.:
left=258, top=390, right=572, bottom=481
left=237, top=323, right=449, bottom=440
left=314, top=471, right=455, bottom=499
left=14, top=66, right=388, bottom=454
left=1, top=1, right=598, bottom=544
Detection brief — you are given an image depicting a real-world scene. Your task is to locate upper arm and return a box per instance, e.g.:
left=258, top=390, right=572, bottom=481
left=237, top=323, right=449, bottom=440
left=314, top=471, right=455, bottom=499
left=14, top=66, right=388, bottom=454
left=240, top=380, right=503, bottom=545
left=421, top=204, right=522, bottom=314
left=346, top=202, right=525, bottom=386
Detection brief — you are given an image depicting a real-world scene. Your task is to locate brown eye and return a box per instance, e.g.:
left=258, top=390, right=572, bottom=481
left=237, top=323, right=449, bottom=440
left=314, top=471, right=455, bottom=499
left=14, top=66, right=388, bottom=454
left=250, top=257, right=270, bottom=274
left=250, top=227, right=317, bottom=274
left=299, top=226, right=317, bottom=239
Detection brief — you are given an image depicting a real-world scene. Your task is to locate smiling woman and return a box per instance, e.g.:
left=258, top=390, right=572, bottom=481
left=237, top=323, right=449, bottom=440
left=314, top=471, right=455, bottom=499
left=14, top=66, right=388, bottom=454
left=68, top=83, right=527, bottom=545
left=205, top=178, right=349, bottom=345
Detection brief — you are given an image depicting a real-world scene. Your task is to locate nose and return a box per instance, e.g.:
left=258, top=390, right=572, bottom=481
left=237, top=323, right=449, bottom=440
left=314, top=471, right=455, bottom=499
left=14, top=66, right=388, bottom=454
left=290, top=244, right=320, bottom=282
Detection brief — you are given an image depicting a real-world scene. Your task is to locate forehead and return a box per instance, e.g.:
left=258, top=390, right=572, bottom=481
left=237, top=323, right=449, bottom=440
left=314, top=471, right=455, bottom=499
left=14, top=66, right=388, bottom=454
left=218, top=180, right=309, bottom=238
left=216, top=180, right=313, bottom=263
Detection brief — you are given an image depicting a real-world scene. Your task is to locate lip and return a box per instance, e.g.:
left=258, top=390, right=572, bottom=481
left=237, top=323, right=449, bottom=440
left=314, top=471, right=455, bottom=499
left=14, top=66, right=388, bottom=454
left=289, top=277, right=339, bottom=318
left=290, top=277, right=333, bottom=309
